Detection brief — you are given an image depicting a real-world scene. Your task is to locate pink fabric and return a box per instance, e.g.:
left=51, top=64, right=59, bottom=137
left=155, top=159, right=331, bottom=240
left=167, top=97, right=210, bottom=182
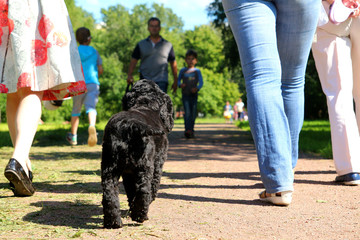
left=0, top=0, right=86, bottom=100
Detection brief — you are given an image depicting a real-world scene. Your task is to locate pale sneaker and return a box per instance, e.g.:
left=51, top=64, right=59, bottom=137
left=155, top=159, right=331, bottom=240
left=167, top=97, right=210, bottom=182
left=88, top=125, right=97, bottom=147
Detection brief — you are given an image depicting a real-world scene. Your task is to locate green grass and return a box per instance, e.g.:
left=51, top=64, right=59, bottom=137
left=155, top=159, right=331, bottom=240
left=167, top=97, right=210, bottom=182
left=1, top=118, right=332, bottom=158
left=174, top=117, right=228, bottom=124
left=299, top=120, right=332, bottom=158
left=236, top=120, right=332, bottom=158
left=0, top=121, right=108, bottom=147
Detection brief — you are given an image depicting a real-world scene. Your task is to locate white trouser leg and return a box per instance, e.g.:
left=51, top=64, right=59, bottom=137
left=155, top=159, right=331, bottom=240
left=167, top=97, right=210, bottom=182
left=312, top=28, right=360, bottom=175
left=350, top=17, right=360, bottom=134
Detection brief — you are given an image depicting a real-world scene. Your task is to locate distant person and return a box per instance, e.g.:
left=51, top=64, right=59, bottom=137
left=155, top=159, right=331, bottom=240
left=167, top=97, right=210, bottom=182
left=312, top=0, right=360, bottom=185
left=234, top=98, right=245, bottom=121
left=127, top=17, right=177, bottom=93
left=1, top=0, right=86, bottom=196
left=223, top=101, right=233, bottom=123
left=66, top=27, right=103, bottom=147
left=222, top=0, right=320, bottom=206
left=178, top=50, right=203, bottom=138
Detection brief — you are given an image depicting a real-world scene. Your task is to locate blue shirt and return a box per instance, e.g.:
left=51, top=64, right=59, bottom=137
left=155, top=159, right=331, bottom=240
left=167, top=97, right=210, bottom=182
left=178, top=67, right=203, bottom=95
left=78, top=45, right=102, bottom=85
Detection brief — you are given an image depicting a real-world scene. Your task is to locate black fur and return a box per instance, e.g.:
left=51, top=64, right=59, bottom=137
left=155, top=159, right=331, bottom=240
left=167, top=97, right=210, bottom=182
left=101, top=79, right=174, bottom=228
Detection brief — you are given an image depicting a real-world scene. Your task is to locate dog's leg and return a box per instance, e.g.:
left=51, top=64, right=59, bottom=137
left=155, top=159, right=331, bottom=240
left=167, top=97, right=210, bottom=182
left=102, top=171, right=122, bottom=228
left=129, top=169, right=152, bottom=223
left=122, top=171, right=136, bottom=207
left=151, top=141, right=168, bottom=201
left=151, top=155, right=165, bottom=202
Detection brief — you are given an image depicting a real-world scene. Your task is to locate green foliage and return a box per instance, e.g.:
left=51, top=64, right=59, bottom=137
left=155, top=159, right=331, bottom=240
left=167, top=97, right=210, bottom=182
left=99, top=3, right=184, bottom=74
left=236, top=120, right=250, bottom=131
left=0, top=123, right=11, bottom=147
left=197, top=68, right=240, bottom=116
left=96, top=54, right=126, bottom=121
left=299, top=120, right=332, bottom=158
left=305, top=53, right=328, bottom=119
left=41, top=100, right=73, bottom=123
left=0, top=1, right=331, bottom=126
left=64, top=0, right=95, bottom=31
left=183, top=25, right=225, bottom=73
left=0, top=94, right=6, bottom=123
left=87, top=2, right=239, bottom=121
left=0, top=2, right=241, bottom=124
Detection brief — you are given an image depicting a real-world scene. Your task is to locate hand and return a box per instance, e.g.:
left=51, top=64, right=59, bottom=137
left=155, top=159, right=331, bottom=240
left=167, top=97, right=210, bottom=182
left=180, top=83, right=186, bottom=89
left=171, top=82, right=177, bottom=93
left=191, top=88, right=198, bottom=93
left=127, top=75, right=134, bottom=84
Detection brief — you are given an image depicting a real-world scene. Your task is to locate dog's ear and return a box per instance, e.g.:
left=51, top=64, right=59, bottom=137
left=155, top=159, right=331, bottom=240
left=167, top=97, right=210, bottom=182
left=159, top=93, right=174, bottom=132
left=122, top=91, right=136, bottom=110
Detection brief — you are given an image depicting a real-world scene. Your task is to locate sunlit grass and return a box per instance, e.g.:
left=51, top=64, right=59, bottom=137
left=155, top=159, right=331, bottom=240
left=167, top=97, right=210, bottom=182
left=236, top=120, right=332, bottom=158
left=1, top=119, right=332, bottom=158
left=175, top=117, right=228, bottom=124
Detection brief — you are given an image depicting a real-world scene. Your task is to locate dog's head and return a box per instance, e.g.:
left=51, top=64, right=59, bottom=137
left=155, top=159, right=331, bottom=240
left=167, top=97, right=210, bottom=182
left=122, top=79, right=174, bottom=132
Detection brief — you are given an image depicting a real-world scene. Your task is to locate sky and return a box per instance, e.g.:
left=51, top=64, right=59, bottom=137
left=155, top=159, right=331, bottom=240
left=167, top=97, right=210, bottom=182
left=75, top=0, right=214, bottom=30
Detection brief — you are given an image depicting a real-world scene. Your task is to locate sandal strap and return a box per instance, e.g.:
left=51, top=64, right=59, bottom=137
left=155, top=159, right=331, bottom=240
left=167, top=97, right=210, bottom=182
left=259, top=190, right=281, bottom=198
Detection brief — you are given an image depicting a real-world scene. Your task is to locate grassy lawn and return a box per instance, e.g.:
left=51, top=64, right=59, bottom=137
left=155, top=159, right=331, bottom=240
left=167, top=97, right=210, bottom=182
left=236, top=120, right=332, bottom=158
left=0, top=118, right=331, bottom=157
left=0, top=120, right=166, bottom=239
left=174, top=117, right=228, bottom=124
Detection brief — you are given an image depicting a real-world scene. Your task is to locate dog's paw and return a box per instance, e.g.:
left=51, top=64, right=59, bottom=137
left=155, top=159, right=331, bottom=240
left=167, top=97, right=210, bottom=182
left=104, top=219, right=123, bottom=229
left=131, top=213, right=149, bottom=223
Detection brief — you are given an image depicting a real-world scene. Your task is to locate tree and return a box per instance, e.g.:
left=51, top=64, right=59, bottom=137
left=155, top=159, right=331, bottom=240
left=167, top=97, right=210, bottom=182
left=207, top=0, right=240, bottom=69
left=198, top=68, right=240, bottom=116
left=94, top=3, right=186, bottom=119
left=37, top=2, right=243, bottom=122
left=183, top=25, right=225, bottom=73
left=207, top=0, right=328, bottom=120
left=98, top=3, right=184, bottom=74
left=65, top=0, right=95, bottom=31
left=305, top=53, right=328, bottom=119
left=207, top=0, right=246, bottom=105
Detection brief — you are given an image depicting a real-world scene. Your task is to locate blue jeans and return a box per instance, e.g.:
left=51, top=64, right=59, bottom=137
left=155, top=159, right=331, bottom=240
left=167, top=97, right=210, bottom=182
left=155, top=82, right=168, bottom=93
left=223, top=0, right=320, bottom=193
left=182, top=94, right=198, bottom=131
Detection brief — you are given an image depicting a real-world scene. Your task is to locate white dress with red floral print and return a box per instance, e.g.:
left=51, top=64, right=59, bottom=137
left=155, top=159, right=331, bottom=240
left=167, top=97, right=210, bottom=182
left=0, top=0, right=86, bottom=100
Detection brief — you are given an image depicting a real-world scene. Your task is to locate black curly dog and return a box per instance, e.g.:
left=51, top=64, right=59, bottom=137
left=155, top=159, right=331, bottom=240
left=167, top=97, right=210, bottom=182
left=101, top=79, right=174, bottom=228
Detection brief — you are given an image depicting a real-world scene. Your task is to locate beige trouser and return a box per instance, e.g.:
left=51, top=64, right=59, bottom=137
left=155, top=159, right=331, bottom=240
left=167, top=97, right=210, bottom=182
left=312, top=3, right=360, bottom=175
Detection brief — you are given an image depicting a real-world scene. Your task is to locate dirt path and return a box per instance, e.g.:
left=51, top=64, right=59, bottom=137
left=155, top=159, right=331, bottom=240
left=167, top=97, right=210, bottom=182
left=137, top=123, right=360, bottom=240
left=1, top=123, right=360, bottom=239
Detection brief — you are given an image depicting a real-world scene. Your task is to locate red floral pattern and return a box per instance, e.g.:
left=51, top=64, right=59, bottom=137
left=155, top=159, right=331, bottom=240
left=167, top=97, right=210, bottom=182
left=0, top=83, right=8, bottom=93
left=42, top=81, right=87, bottom=101
left=31, top=40, right=49, bottom=66
left=68, top=80, right=87, bottom=94
left=0, top=0, right=13, bottom=45
left=0, top=1, right=86, bottom=100
left=38, top=15, right=53, bottom=41
left=17, top=72, right=32, bottom=89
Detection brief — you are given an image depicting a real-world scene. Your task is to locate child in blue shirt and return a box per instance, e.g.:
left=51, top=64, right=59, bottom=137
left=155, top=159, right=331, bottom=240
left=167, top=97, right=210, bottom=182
left=178, top=50, right=203, bottom=138
left=66, top=27, right=103, bottom=146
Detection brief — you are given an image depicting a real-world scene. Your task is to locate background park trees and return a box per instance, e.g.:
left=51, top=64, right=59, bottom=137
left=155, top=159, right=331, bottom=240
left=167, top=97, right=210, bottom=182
left=0, top=0, right=327, bottom=123
left=38, top=1, right=240, bottom=123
